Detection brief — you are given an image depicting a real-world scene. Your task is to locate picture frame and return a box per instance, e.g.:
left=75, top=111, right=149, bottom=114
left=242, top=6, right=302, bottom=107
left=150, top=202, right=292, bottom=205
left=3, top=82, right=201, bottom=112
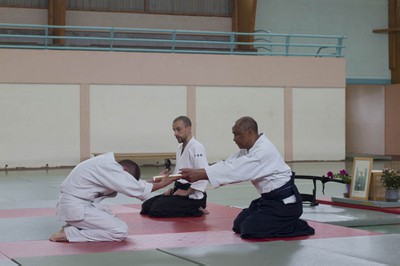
left=350, top=157, right=373, bottom=200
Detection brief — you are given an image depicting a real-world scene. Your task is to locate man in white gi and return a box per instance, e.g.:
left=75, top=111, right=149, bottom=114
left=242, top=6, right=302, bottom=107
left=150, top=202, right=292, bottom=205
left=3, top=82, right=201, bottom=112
left=180, top=116, right=315, bottom=239
left=49, top=152, right=178, bottom=242
left=141, top=116, right=209, bottom=217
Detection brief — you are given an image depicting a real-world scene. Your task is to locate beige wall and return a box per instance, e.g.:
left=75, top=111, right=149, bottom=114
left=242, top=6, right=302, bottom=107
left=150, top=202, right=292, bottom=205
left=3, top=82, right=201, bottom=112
left=346, top=84, right=400, bottom=157
left=0, top=49, right=345, bottom=87
left=346, top=85, right=385, bottom=155
left=0, top=49, right=345, bottom=167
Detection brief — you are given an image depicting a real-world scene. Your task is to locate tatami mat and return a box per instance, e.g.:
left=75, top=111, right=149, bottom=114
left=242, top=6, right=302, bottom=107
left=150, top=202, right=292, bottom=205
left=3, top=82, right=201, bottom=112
left=160, top=234, right=400, bottom=266
left=302, top=202, right=400, bottom=226
left=1, top=164, right=400, bottom=266
left=0, top=203, right=379, bottom=262
left=14, top=250, right=199, bottom=266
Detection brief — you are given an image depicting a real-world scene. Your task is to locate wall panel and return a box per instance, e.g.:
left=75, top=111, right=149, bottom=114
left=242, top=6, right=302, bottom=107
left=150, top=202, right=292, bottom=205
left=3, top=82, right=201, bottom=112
left=0, top=84, right=80, bottom=167
left=90, top=85, right=186, bottom=154
left=196, top=86, right=285, bottom=163
left=346, top=85, right=385, bottom=155
left=293, top=88, right=346, bottom=160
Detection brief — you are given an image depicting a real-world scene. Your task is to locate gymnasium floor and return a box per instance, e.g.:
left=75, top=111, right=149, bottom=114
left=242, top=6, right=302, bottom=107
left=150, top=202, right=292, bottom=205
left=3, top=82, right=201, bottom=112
left=1, top=159, right=400, bottom=266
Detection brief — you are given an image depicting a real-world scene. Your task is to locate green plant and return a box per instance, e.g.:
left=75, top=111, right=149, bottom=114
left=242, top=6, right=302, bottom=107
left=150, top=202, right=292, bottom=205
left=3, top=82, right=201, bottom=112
left=380, top=169, right=400, bottom=190
left=326, top=169, right=352, bottom=184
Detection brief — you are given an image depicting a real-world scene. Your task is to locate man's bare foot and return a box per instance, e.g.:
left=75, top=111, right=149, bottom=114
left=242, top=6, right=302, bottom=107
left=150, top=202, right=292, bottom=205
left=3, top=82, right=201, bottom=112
left=199, top=207, right=210, bottom=215
left=49, top=228, right=68, bottom=242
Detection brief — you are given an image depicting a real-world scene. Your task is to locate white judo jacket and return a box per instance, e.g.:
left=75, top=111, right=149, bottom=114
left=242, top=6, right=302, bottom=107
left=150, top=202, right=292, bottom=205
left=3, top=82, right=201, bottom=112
left=175, top=137, right=209, bottom=199
left=56, top=152, right=153, bottom=221
left=205, top=134, right=292, bottom=195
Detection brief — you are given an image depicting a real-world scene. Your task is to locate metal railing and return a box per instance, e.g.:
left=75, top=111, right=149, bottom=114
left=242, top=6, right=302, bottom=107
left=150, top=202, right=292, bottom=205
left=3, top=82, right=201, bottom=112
left=0, top=23, right=345, bottom=57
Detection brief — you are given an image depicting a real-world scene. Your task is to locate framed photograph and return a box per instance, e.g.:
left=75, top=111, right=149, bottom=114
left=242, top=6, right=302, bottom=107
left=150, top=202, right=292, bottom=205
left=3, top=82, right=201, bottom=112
left=350, top=157, right=373, bottom=200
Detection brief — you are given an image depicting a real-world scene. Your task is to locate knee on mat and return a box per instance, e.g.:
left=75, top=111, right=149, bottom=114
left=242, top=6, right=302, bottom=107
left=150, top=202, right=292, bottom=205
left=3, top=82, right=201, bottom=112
left=234, top=220, right=264, bottom=239
left=110, top=223, right=129, bottom=241
left=140, top=208, right=149, bottom=215
left=140, top=202, right=153, bottom=215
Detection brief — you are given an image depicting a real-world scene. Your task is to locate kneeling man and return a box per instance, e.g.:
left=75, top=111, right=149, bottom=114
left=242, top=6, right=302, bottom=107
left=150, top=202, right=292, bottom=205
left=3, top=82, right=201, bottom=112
left=50, top=152, right=177, bottom=242
left=180, top=117, right=315, bottom=239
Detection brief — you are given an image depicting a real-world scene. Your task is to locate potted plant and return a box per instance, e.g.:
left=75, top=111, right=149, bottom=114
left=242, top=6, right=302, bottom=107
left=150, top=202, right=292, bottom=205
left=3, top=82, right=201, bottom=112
left=327, top=169, right=352, bottom=197
left=380, top=169, right=400, bottom=202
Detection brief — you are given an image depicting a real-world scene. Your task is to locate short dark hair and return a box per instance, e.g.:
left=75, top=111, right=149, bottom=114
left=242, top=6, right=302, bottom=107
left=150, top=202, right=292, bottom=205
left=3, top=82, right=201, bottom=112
left=236, top=116, right=258, bottom=134
left=118, top=160, right=141, bottom=180
left=173, top=116, right=192, bottom=127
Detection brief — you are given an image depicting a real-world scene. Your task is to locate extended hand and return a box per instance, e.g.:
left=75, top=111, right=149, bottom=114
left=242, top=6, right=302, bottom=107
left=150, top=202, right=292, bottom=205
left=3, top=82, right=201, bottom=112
left=159, top=172, right=179, bottom=186
left=150, top=172, right=180, bottom=192
left=179, top=168, right=208, bottom=183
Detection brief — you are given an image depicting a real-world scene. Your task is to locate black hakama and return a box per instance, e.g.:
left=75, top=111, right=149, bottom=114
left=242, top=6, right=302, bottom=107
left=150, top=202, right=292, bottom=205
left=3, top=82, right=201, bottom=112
left=140, top=181, right=207, bottom=217
left=232, top=177, right=315, bottom=239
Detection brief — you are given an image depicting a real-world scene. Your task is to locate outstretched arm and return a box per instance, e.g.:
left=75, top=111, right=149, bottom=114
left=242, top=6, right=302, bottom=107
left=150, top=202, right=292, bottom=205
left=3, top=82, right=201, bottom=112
left=148, top=172, right=179, bottom=192
left=179, top=168, right=208, bottom=183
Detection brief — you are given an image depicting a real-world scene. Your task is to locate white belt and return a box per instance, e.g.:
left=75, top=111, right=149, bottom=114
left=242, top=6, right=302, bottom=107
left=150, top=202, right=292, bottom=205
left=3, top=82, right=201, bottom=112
left=282, top=195, right=296, bottom=204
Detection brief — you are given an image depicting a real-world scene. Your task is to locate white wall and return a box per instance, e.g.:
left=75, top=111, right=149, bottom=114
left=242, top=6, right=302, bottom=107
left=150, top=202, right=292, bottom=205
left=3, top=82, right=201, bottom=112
left=90, top=85, right=186, bottom=153
left=0, top=49, right=346, bottom=167
left=196, top=86, right=285, bottom=163
left=292, top=88, right=346, bottom=160
left=0, top=84, right=80, bottom=168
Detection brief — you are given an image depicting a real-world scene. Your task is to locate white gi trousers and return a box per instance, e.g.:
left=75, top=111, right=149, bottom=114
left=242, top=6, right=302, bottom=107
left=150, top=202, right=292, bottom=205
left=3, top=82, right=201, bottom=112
left=63, top=203, right=128, bottom=242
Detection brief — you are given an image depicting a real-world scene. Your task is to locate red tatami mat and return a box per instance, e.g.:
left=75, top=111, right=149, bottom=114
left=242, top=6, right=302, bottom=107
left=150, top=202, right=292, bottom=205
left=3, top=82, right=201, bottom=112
left=0, top=208, right=55, bottom=218
left=0, top=204, right=139, bottom=219
left=317, top=197, right=400, bottom=215
left=0, top=203, right=380, bottom=259
left=123, top=203, right=241, bottom=234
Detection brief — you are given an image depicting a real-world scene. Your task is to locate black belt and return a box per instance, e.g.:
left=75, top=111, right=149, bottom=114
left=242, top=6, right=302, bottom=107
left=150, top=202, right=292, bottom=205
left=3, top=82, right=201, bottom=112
left=173, top=181, right=191, bottom=192
left=261, top=175, right=295, bottom=201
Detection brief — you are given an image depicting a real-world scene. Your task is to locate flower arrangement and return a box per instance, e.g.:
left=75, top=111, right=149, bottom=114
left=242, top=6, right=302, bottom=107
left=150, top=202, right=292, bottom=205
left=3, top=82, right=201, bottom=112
left=380, top=168, right=400, bottom=190
left=326, top=169, right=352, bottom=184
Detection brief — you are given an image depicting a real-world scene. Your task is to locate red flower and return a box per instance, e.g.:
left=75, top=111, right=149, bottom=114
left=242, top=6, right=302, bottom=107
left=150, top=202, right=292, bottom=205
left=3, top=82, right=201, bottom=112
left=339, top=169, right=348, bottom=176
